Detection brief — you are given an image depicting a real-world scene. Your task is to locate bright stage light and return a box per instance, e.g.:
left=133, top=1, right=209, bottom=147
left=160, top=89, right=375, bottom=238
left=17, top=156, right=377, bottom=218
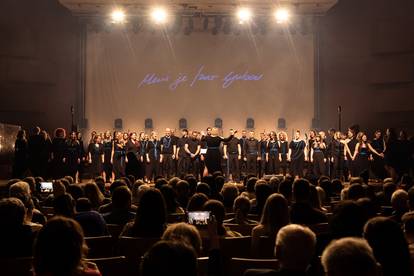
left=237, top=7, right=252, bottom=24
left=151, top=7, right=168, bottom=24
left=274, top=8, right=291, bottom=24
left=110, top=9, right=126, bottom=24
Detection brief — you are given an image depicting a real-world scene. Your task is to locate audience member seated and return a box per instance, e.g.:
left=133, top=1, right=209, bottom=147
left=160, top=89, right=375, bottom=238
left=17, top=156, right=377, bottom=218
left=203, top=199, right=242, bottom=237
left=221, top=183, right=239, bottom=213
left=84, top=182, right=108, bottom=210
left=175, top=180, right=191, bottom=208
left=187, top=193, right=209, bottom=211
left=9, top=181, right=46, bottom=225
left=67, top=184, right=85, bottom=201
left=42, top=180, right=66, bottom=207
left=196, top=182, right=211, bottom=198
left=375, top=182, right=396, bottom=206
left=390, top=189, right=409, bottom=223
left=224, top=196, right=258, bottom=225
left=321, top=237, right=380, bottom=276
left=250, top=180, right=272, bottom=216
left=330, top=200, right=367, bottom=239
left=310, top=185, right=328, bottom=212
left=98, top=180, right=137, bottom=213
left=363, top=216, right=412, bottom=276
left=33, top=216, right=101, bottom=276
left=268, top=176, right=280, bottom=194
left=131, top=179, right=145, bottom=205
left=241, top=177, right=258, bottom=200
left=356, top=198, right=378, bottom=220
left=251, top=193, right=289, bottom=257
left=121, top=188, right=167, bottom=238
left=278, top=179, right=293, bottom=204
left=54, top=193, right=76, bottom=218
left=103, top=186, right=135, bottom=225
left=0, top=198, right=35, bottom=258
left=75, top=198, right=108, bottom=237
left=290, top=179, right=327, bottom=225
left=140, top=241, right=197, bottom=276
left=347, top=183, right=366, bottom=201
left=160, top=185, right=185, bottom=215
left=245, top=224, right=316, bottom=276
left=402, top=211, right=414, bottom=268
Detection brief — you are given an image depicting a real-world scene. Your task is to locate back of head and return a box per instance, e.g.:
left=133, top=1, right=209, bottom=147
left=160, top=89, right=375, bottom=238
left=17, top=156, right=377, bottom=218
left=275, top=224, right=316, bottom=271
left=187, top=193, right=208, bottom=212
left=402, top=211, right=414, bottom=237
left=278, top=179, right=293, bottom=202
left=76, top=197, right=92, bottom=212
left=383, top=183, right=397, bottom=205
left=134, top=188, right=167, bottom=237
left=109, top=179, right=128, bottom=195
left=254, top=181, right=272, bottom=214
left=321, top=237, right=379, bottom=276
left=221, top=183, right=239, bottom=209
left=141, top=241, right=197, bottom=276
left=293, top=179, right=311, bottom=203
left=0, top=198, right=25, bottom=228
left=9, top=181, right=31, bottom=198
left=162, top=222, right=202, bottom=255
left=233, top=196, right=251, bottom=216
left=112, top=186, right=132, bottom=210
left=34, top=216, right=86, bottom=276
left=260, top=193, right=289, bottom=233
left=364, top=217, right=411, bottom=276
left=331, top=200, right=367, bottom=238
left=196, top=182, right=211, bottom=198
left=54, top=193, right=75, bottom=218
left=348, top=183, right=365, bottom=201
left=391, top=189, right=409, bottom=213
left=214, top=176, right=225, bottom=193
left=246, top=177, right=258, bottom=193
left=155, top=178, right=168, bottom=190
left=53, top=180, right=66, bottom=197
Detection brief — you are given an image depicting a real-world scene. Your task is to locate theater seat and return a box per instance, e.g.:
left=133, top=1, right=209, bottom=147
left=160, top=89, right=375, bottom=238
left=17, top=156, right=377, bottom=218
left=229, top=257, right=279, bottom=276
left=86, top=256, right=128, bottom=276
left=85, top=236, right=116, bottom=258
left=224, top=223, right=256, bottom=236
left=220, top=236, right=252, bottom=258
left=167, top=213, right=186, bottom=223
left=0, top=257, right=33, bottom=276
left=197, top=257, right=209, bottom=276
left=106, top=224, right=124, bottom=239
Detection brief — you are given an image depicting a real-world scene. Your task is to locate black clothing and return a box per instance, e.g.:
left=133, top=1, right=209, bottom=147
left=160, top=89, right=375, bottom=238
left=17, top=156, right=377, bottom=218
left=0, top=225, right=35, bottom=258
left=332, top=139, right=345, bottom=179
left=311, top=142, right=325, bottom=177
left=103, top=140, right=113, bottom=181
left=145, top=140, right=161, bottom=180
left=289, top=140, right=306, bottom=177
left=346, top=138, right=358, bottom=177
left=267, top=140, right=280, bottom=175
left=13, top=138, right=28, bottom=178
left=244, top=138, right=261, bottom=176
left=225, top=137, right=241, bottom=181
left=290, top=202, right=328, bottom=225
left=279, top=141, right=289, bottom=175
left=355, top=143, right=370, bottom=176
left=371, top=138, right=386, bottom=179
left=125, top=140, right=142, bottom=179
left=28, top=134, right=44, bottom=176
left=203, top=135, right=233, bottom=174
left=51, top=137, right=67, bottom=179
left=65, top=139, right=81, bottom=178
left=88, top=143, right=104, bottom=177
left=103, top=209, right=135, bottom=225
left=113, top=141, right=126, bottom=178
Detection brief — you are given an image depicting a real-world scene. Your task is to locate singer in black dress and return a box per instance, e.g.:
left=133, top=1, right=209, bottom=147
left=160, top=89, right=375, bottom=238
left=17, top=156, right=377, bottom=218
left=202, top=128, right=234, bottom=174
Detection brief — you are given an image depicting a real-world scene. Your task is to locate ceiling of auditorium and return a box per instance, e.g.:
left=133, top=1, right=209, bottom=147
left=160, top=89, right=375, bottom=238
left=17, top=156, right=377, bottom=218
left=58, top=0, right=339, bottom=16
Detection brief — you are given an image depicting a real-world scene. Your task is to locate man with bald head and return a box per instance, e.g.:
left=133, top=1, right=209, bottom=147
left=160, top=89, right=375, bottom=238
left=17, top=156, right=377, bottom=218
left=160, top=128, right=177, bottom=179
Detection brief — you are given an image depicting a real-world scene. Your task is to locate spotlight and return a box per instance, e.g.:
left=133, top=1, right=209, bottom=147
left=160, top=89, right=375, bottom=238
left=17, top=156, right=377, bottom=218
left=151, top=7, right=168, bottom=24
left=274, top=8, right=290, bottom=24
left=110, top=9, right=126, bottom=24
left=236, top=7, right=252, bottom=24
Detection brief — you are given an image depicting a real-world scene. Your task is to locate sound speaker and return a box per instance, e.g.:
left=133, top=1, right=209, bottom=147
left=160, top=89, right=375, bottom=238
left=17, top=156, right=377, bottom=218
left=114, top=118, right=123, bottom=130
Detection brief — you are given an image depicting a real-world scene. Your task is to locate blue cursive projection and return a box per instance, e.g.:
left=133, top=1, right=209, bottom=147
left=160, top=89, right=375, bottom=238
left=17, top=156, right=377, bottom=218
left=138, top=65, right=263, bottom=91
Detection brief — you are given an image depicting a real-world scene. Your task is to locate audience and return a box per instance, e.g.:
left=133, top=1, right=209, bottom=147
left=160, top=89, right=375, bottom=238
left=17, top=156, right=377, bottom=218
left=364, top=216, right=412, bottom=276
left=0, top=198, right=35, bottom=258
left=203, top=199, right=241, bottom=237
left=187, top=192, right=209, bottom=211
left=224, top=196, right=258, bottom=225
left=290, top=179, right=327, bottom=225
left=251, top=193, right=289, bottom=257
left=33, top=216, right=101, bottom=276
left=245, top=224, right=316, bottom=276
left=321, top=237, right=380, bottom=276
left=103, top=186, right=135, bottom=225
left=74, top=198, right=108, bottom=237
left=121, top=188, right=167, bottom=238
left=390, top=189, right=409, bottom=222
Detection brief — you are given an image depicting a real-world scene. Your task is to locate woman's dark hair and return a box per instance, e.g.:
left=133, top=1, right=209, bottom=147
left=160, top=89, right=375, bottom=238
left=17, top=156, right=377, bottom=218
left=278, top=179, right=293, bottom=203
left=203, top=200, right=226, bottom=236
left=246, top=177, right=258, bottom=193
left=54, top=193, right=75, bottom=218
left=196, top=183, right=211, bottom=198
left=259, top=193, right=289, bottom=236
left=67, top=184, right=84, bottom=201
left=160, top=185, right=179, bottom=214
left=83, top=182, right=105, bottom=209
left=254, top=181, right=272, bottom=216
left=131, top=188, right=167, bottom=237
left=33, top=216, right=87, bottom=276
left=141, top=241, right=197, bottom=276
left=187, top=193, right=209, bottom=212
left=364, top=217, right=411, bottom=276
left=155, top=178, right=168, bottom=190
left=330, top=200, right=367, bottom=239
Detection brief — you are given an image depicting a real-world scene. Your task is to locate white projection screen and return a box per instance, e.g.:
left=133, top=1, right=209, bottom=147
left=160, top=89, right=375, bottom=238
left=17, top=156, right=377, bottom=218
left=85, top=25, right=314, bottom=134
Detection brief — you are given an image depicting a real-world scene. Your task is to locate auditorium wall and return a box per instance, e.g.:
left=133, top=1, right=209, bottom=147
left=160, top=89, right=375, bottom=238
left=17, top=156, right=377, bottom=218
left=0, top=0, right=80, bottom=133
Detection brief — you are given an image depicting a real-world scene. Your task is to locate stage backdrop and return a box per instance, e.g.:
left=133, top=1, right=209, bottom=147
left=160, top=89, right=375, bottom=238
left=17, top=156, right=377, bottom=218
left=85, top=26, right=314, bottom=135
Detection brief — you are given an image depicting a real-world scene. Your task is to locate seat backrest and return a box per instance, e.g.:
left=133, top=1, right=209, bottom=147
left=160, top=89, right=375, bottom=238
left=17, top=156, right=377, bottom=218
left=117, top=236, right=160, bottom=261
left=86, top=256, right=128, bottom=276
left=224, top=224, right=256, bottom=236
left=197, top=257, right=209, bottom=276
left=220, top=236, right=252, bottom=258
left=255, top=236, right=275, bottom=259
left=308, top=223, right=330, bottom=236
left=0, top=257, right=33, bottom=276
left=85, top=236, right=115, bottom=258
left=230, top=257, right=279, bottom=276
left=167, top=213, right=186, bottom=223
left=106, top=224, right=124, bottom=239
